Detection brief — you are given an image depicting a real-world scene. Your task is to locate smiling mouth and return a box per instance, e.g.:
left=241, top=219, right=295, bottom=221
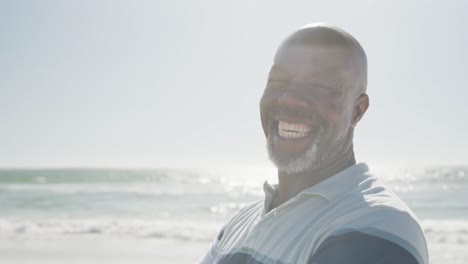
left=277, top=120, right=311, bottom=139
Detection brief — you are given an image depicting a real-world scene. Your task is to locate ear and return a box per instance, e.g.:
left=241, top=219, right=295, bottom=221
left=351, top=94, right=369, bottom=128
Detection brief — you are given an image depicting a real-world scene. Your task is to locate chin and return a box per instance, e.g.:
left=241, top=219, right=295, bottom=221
left=267, top=135, right=327, bottom=175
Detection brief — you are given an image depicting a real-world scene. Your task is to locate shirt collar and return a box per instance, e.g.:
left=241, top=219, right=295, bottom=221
left=263, top=163, right=370, bottom=207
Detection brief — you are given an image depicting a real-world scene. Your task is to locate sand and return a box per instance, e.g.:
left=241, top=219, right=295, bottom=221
left=1, top=237, right=467, bottom=264
left=0, top=237, right=208, bottom=264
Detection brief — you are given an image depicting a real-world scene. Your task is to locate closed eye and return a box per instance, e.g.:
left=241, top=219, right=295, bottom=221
left=305, top=83, right=337, bottom=94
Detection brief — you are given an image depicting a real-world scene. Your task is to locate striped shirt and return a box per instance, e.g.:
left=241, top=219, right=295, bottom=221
left=200, top=163, right=428, bottom=264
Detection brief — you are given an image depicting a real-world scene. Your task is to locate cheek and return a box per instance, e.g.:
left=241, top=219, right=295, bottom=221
left=319, top=101, right=353, bottom=140
left=260, top=94, right=275, bottom=134
left=318, top=98, right=343, bottom=123
left=260, top=93, right=272, bottom=110
left=260, top=95, right=271, bottom=120
left=259, top=90, right=281, bottom=119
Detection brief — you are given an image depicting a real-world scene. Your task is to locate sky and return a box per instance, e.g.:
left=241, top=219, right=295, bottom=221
left=1, top=0, right=467, bottom=169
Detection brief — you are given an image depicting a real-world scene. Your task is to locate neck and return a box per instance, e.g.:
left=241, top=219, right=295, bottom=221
left=275, top=143, right=356, bottom=209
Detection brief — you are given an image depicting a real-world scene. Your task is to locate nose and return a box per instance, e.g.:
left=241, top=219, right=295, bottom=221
left=276, top=89, right=309, bottom=109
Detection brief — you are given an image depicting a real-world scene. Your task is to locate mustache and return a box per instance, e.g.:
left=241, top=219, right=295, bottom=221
left=274, top=106, right=316, bottom=120
left=268, top=107, right=321, bottom=124
left=264, top=109, right=327, bottom=135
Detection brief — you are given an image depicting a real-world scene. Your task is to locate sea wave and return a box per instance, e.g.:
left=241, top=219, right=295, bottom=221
left=0, top=169, right=204, bottom=184
left=0, top=217, right=223, bottom=242
left=378, top=167, right=467, bottom=184
left=421, top=220, right=468, bottom=245
left=0, top=183, right=233, bottom=196
left=1, top=217, right=466, bottom=246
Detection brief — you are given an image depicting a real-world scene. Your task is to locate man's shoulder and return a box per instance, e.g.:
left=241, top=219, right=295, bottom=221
left=323, top=191, right=429, bottom=264
left=331, top=208, right=427, bottom=247
left=309, top=229, right=422, bottom=264
left=319, top=170, right=429, bottom=264
left=350, top=170, right=416, bottom=213
left=312, top=208, right=428, bottom=264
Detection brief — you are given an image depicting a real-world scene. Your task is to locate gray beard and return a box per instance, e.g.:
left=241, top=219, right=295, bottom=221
left=267, top=130, right=327, bottom=174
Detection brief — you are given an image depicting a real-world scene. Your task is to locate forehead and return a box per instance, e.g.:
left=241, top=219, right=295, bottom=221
left=272, top=44, right=357, bottom=84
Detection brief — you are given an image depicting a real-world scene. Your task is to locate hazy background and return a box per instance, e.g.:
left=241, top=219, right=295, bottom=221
left=1, top=1, right=468, bottom=263
left=1, top=0, right=467, bottom=169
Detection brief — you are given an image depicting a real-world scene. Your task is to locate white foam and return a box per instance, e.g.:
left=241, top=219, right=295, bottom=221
left=2, top=216, right=465, bottom=246
left=0, top=217, right=223, bottom=242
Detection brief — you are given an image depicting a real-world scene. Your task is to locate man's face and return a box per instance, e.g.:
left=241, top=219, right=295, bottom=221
left=260, top=43, right=360, bottom=173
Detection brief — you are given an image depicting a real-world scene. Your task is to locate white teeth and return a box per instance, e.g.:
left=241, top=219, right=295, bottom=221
left=277, top=120, right=311, bottom=139
left=278, top=130, right=309, bottom=139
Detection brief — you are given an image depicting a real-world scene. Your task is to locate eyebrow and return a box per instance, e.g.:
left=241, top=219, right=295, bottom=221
left=268, top=64, right=344, bottom=91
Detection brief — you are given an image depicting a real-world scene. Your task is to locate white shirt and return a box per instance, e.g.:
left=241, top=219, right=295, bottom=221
left=200, top=163, right=428, bottom=264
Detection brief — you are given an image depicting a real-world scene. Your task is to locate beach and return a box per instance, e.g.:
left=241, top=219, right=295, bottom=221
left=1, top=166, right=467, bottom=263
left=0, top=237, right=207, bottom=264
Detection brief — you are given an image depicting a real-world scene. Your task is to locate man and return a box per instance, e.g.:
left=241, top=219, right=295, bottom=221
left=201, top=23, right=428, bottom=264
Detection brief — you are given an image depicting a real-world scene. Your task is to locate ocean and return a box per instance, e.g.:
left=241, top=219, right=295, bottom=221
left=0, top=165, right=467, bottom=263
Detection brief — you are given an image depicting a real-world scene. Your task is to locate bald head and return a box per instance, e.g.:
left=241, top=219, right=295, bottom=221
left=261, top=23, right=370, bottom=175
left=274, top=23, right=368, bottom=94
